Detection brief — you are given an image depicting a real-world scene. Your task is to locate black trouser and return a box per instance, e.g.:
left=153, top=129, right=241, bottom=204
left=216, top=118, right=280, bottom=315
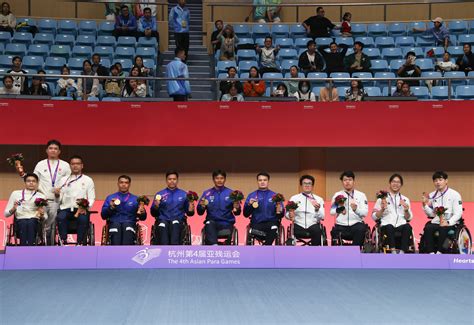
left=423, top=222, right=456, bottom=253
left=205, top=220, right=233, bottom=245
left=16, top=218, right=39, bottom=246
left=157, top=220, right=182, bottom=245
left=175, top=32, right=190, bottom=58
left=251, top=221, right=279, bottom=245
left=109, top=222, right=136, bottom=245
left=331, top=223, right=367, bottom=247
left=294, top=223, right=322, bottom=246
left=112, top=28, right=137, bottom=39
left=171, top=94, right=188, bottom=101
left=381, top=223, right=412, bottom=252
left=57, top=209, right=89, bottom=245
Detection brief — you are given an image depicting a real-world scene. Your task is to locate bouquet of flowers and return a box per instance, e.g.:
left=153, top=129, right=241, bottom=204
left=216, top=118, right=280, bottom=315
left=186, top=191, right=199, bottom=202
left=137, top=195, right=150, bottom=207
left=376, top=190, right=389, bottom=200
left=75, top=198, right=90, bottom=217
left=434, top=206, right=448, bottom=217
left=285, top=201, right=299, bottom=211
left=229, top=190, right=244, bottom=202
left=334, top=195, right=346, bottom=214
left=271, top=193, right=285, bottom=203
left=7, top=153, right=25, bottom=177
left=34, top=198, right=48, bottom=218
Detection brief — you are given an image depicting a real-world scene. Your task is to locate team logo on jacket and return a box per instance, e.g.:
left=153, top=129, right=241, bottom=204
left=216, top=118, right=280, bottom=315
left=132, top=248, right=162, bottom=265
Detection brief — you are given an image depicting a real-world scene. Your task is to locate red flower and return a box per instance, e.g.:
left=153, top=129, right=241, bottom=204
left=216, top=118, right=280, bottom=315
left=285, top=201, right=299, bottom=210
left=376, top=190, right=388, bottom=199
left=229, top=190, right=244, bottom=202
left=34, top=198, right=48, bottom=207
left=335, top=195, right=346, bottom=205
left=271, top=193, right=285, bottom=203
left=434, top=206, right=448, bottom=217
left=136, top=195, right=150, bottom=206
left=76, top=198, right=90, bottom=209
left=6, top=153, right=24, bottom=166
left=186, top=191, right=199, bottom=202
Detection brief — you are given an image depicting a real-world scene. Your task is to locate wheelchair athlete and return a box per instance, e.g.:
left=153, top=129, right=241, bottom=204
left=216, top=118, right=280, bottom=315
left=101, top=175, right=147, bottom=245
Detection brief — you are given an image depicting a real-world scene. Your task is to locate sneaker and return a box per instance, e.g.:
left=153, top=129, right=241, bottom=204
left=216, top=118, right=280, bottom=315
left=430, top=252, right=436, bottom=254
left=436, top=251, right=442, bottom=254
left=399, top=250, right=405, bottom=254
left=391, top=249, right=397, bottom=254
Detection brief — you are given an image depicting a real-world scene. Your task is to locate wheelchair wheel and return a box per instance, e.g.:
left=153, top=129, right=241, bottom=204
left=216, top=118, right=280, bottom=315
left=200, top=226, right=206, bottom=245
left=88, top=223, right=95, bottom=246
left=362, top=226, right=375, bottom=253
left=231, top=227, right=239, bottom=245
left=6, top=222, right=17, bottom=246
left=101, top=224, right=110, bottom=246
left=456, top=227, right=472, bottom=254
left=321, top=224, right=328, bottom=246
left=371, top=226, right=381, bottom=253
left=276, top=225, right=285, bottom=245
left=245, top=226, right=254, bottom=245
left=182, top=224, right=192, bottom=245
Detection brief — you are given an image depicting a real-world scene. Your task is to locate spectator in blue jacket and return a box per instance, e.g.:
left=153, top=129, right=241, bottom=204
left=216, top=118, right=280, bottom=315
left=138, top=7, right=159, bottom=43
left=113, top=5, right=137, bottom=39
left=197, top=170, right=242, bottom=245
left=169, top=0, right=190, bottom=58
left=101, top=175, right=147, bottom=245
left=244, top=172, right=285, bottom=245
left=166, top=47, right=191, bottom=101
left=150, top=170, right=195, bottom=245
left=413, top=17, right=450, bottom=51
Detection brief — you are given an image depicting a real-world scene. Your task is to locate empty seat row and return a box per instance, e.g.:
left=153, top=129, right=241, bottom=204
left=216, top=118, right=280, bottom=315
left=15, top=18, right=115, bottom=36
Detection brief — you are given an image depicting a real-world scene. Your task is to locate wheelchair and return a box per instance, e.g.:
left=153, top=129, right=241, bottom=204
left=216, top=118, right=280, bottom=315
left=418, top=218, right=472, bottom=254
left=285, top=222, right=328, bottom=246
left=370, top=221, right=416, bottom=253
left=245, top=220, right=285, bottom=245
left=52, top=211, right=96, bottom=246
left=331, top=223, right=374, bottom=252
left=200, top=224, right=239, bottom=245
left=149, top=218, right=192, bottom=245
left=6, top=217, right=47, bottom=246
left=101, top=219, right=145, bottom=246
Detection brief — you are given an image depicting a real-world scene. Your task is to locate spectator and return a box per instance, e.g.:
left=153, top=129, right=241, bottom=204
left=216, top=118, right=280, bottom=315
left=250, top=0, right=266, bottom=23
left=266, top=0, right=282, bottom=23
left=138, top=7, right=159, bottom=43
left=221, top=84, right=244, bottom=101
left=285, top=65, right=300, bottom=94
left=298, top=40, right=324, bottom=75
left=91, top=53, right=109, bottom=85
left=169, top=0, right=190, bottom=59
left=344, top=41, right=371, bottom=74
left=114, top=62, right=125, bottom=78
left=302, top=6, right=336, bottom=39
left=219, top=66, right=243, bottom=98
left=271, top=83, right=289, bottom=97
left=0, top=1, right=15, bottom=35
left=456, top=43, right=474, bottom=73
left=129, top=66, right=147, bottom=96
left=435, top=52, right=458, bottom=73
left=340, top=12, right=352, bottom=37
left=293, top=80, right=316, bottom=101
left=57, top=65, right=78, bottom=99
left=77, top=59, right=100, bottom=100
left=243, top=66, right=266, bottom=97
left=318, top=42, right=348, bottom=74
left=7, top=56, right=29, bottom=95
left=319, top=82, right=339, bottom=102
left=134, top=0, right=157, bottom=18
left=104, top=64, right=124, bottom=97
left=393, top=82, right=415, bottom=97
left=133, top=55, right=152, bottom=76
left=345, top=79, right=367, bottom=101
left=413, top=17, right=449, bottom=51
left=211, top=20, right=224, bottom=53
left=397, top=51, right=421, bottom=86
left=166, top=47, right=191, bottom=101
left=37, top=70, right=52, bottom=96
left=113, top=5, right=137, bottom=39
left=121, top=79, right=146, bottom=97
left=392, top=80, right=404, bottom=96
left=256, top=36, right=280, bottom=75
left=218, top=25, right=239, bottom=61
left=28, top=75, right=50, bottom=96
left=0, top=75, right=19, bottom=95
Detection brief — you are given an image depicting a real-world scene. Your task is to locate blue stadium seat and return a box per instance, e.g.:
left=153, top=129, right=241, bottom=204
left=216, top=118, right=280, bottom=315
left=311, top=86, right=322, bottom=96
left=70, top=70, right=82, bottom=76
left=272, top=24, right=289, bottom=38
left=52, top=96, right=74, bottom=101
left=290, top=24, right=306, bottom=38
left=0, top=55, right=13, bottom=68
left=375, top=36, right=395, bottom=48
left=238, top=60, right=258, bottom=73
left=382, top=86, right=397, bottom=96
left=355, top=37, right=375, bottom=48
left=416, top=37, right=435, bottom=47
left=68, top=57, right=84, bottom=71
left=217, top=60, right=237, bottom=74
left=280, top=59, right=298, bottom=73
left=388, top=23, right=407, bottom=36
left=255, top=38, right=265, bottom=47
left=44, top=69, right=61, bottom=82
left=389, top=59, right=404, bottom=72
left=374, top=71, right=395, bottom=87
left=79, top=20, right=97, bottom=36
left=33, top=33, right=54, bottom=45
left=58, top=20, right=77, bottom=35
left=448, top=20, right=468, bottom=35
left=295, top=38, right=312, bottom=50
left=315, top=37, right=332, bottom=47
left=94, top=46, right=114, bottom=60
left=76, top=35, right=96, bottom=46
left=142, top=58, right=155, bottom=69
left=50, top=45, right=71, bottom=59
left=350, top=23, right=367, bottom=37
left=371, top=59, right=389, bottom=72
left=38, top=19, right=57, bottom=35
left=455, top=85, right=474, bottom=99
left=45, top=57, right=67, bottom=70
left=275, top=38, right=294, bottom=48
left=367, top=23, right=387, bottom=37
left=352, top=72, right=373, bottom=79
left=444, top=71, right=467, bottom=86
left=12, top=32, right=33, bottom=45
left=234, top=24, right=251, bottom=38
left=16, top=18, right=36, bottom=32
left=411, top=86, right=430, bottom=99
left=307, top=72, right=327, bottom=86
left=408, top=22, right=426, bottom=36
left=252, top=24, right=271, bottom=39
left=238, top=38, right=254, bottom=46
left=402, top=47, right=424, bottom=58
left=237, top=49, right=257, bottom=62
left=431, top=86, right=454, bottom=99
left=72, top=45, right=93, bottom=58
left=102, top=97, right=122, bottom=102
left=0, top=43, right=3, bottom=54
left=365, top=86, right=381, bottom=96
left=28, top=44, right=49, bottom=59
left=0, top=31, right=10, bottom=43
left=468, top=71, right=474, bottom=85
left=113, top=58, right=133, bottom=71
left=395, top=36, right=415, bottom=47
left=284, top=72, right=305, bottom=78
left=278, top=48, right=297, bottom=60
left=330, top=72, right=350, bottom=86
left=136, top=47, right=156, bottom=59
left=97, top=35, right=116, bottom=47
left=416, top=58, right=434, bottom=71
left=219, top=72, right=231, bottom=79
left=363, top=48, right=381, bottom=59
left=336, top=86, right=349, bottom=99
left=335, top=37, right=353, bottom=47
left=55, top=34, right=75, bottom=47
left=424, top=47, right=445, bottom=58
left=262, top=72, right=283, bottom=80
left=382, top=48, right=403, bottom=60
left=5, top=43, right=27, bottom=56
left=447, top=46, right=464, bottom=56
left=22, top=56, right=44, bottom=71
left=114, top=46, right=135, bottom=60
left=458, top=34, right=474, bottom=45
left=98, top=21, right=115, bottom=36
left=117, top=36, right=136, bottom=47
left=138, top=37, right=158, bottom=48
left=421, top=71, right=442, bottom=80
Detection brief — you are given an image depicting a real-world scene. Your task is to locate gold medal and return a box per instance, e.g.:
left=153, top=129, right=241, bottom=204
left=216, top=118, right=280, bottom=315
left=202, top=199, right=209, bottom=206
left=252, top=202, right=259, bottom=208
left=155, top=194, right=162, bottom=201
left=114, top=199, right=121, bottom=206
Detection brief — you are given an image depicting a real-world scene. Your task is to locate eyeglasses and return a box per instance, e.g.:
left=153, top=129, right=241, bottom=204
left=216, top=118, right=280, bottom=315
left=302, top=182, right=313, bottom=186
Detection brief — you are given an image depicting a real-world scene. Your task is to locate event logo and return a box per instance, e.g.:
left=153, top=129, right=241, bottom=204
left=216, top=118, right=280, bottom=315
left=131, top=247, right=162, bottom=265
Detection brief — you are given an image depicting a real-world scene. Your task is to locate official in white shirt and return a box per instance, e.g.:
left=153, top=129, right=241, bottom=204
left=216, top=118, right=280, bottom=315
left=285, top=175, right=325, bottom=245
left=330, top=171, right=369, bottom=247
left=421, top=171, right=463, bottom=254
left=372, top=174, right=413, bottom=253
left=56, top=156, right=96, bottom=245
left=4, top=173, right=46, bottom=246
left=33, top=139, right=71, bottom=244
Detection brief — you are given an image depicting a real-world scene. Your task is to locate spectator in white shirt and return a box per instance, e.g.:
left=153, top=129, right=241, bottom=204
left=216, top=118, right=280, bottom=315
left=0, top=75, right=20, bottom=95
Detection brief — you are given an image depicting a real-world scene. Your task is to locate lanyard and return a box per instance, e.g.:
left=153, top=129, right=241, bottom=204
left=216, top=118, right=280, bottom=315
left=20, top=190, right=37, bottom=205
left=47, top=160, right=60, bottom=187
left=388, top=193, right=400, bottom=218
left=62, top=174, right=83, bottom=188
left=431, top=187, right=449, bottom=201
